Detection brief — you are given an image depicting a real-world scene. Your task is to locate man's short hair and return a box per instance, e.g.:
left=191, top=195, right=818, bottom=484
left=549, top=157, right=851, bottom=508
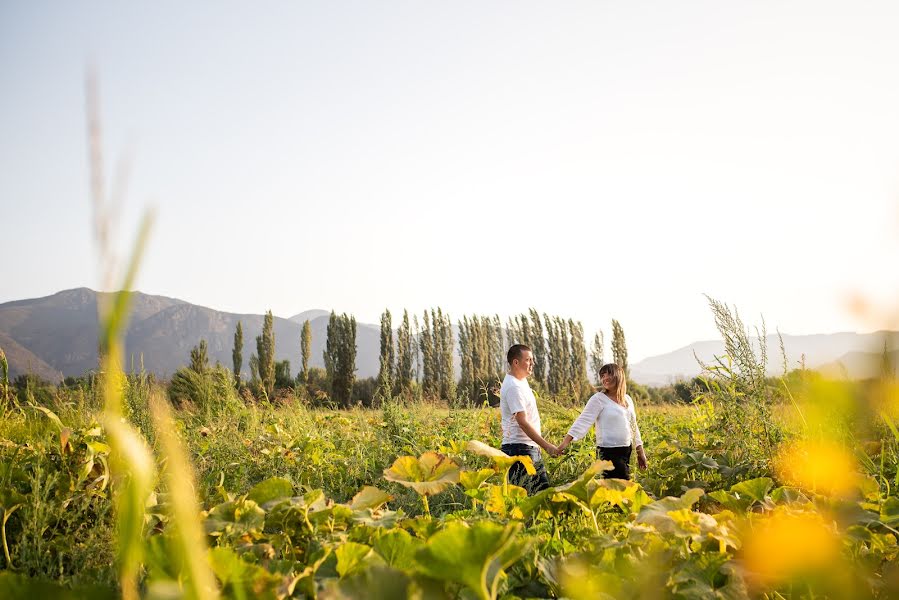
left=507, top=344, right=532, bottom=365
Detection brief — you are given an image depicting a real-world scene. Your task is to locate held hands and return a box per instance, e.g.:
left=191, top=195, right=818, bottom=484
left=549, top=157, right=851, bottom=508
left=546, top=439, right=570, bottom=458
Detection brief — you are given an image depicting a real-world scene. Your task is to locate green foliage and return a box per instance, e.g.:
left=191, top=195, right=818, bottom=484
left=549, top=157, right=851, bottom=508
left=528, top=309, right=546, bottom=386
left=1, top=361, right=897, bottom=599
left=189, top=339, right=209, bottom=374
left=169, top=366, right=242, bottom=415
left=568, top=319, right=591, bottom=399
left=325, top=312, right=357, bottom=407
left=418, top=309, right=454, bottom=402
left=377, top=309, right=394, bottom=399
left=255, top=310, right=276, bottom=400
left=394, top=310, right=414, bottom=396
left=458, top=315, right=503, bottom=406
left=232, top=321, right=243, bottom=385
left=300, top=319, right=311, bottom=384
left=697, top=297, right=782, bottom=469
left=0, top=346, right=9, bottom=406
left=274, top=359, right=292, bottom=390
left=590, top=330, right=604, bottom=385
left=611, top=318, right=628, bottom=376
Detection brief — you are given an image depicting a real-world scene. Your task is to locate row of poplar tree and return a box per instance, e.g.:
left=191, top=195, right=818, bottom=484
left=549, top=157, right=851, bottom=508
left=223, top=309, right=629, bottom=407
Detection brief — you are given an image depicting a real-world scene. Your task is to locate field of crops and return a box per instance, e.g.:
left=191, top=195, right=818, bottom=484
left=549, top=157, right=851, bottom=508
left=1, top=367, right=898, bottom=599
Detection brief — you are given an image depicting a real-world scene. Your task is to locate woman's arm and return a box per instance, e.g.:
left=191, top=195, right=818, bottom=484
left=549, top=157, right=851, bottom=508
left=560, top=394, right=604, bottom=451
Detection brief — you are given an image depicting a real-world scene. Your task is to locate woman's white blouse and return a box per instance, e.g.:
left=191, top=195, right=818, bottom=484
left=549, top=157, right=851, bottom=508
left=567, top=392, right=643, bottom=448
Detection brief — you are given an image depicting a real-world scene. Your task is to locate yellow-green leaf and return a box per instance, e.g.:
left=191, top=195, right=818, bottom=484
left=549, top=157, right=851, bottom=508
left=383, top=452, right=460, bottom=496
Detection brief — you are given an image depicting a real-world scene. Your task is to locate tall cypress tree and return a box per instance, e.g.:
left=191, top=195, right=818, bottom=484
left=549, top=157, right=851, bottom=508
left=394, top=310, right=413, bottom=394
left=190, top=339, right=209, bottom=374
left=437, top=308, right=455, bottom=401
left=257, top=310, right=276, bottom=399
left=377, top=309, right=394, bottom=395
left=412, top=314, right=422, bottom=383
left=1, top=346, right=9, bottom=404
left=529, top=308, right=546, bottom=386
left=345, top=315, right=357, bottom=404
left=232, top=321, right=243, bottom=385
left=419, top=311, right=436, bottom=398
left=590, top=330, right=605, bottom=384
left=324, top=312, right=357, bottom=407
left=457, top=316, right=473, bottom=402
left=300, top=320, right=311, bottom=383
left=569, top=319, right=590, bottom=397
left=544, top=313, right=558, bottom=394
left=611, top=319, right=629, bottom=377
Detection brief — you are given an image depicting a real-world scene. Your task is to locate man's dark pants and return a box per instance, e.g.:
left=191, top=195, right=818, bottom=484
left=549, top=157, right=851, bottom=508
left=501, top=442, right=550, bottom=495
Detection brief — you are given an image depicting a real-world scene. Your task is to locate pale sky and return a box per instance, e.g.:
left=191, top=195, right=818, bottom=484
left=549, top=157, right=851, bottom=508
left=2, top=1, right=898, bottom=362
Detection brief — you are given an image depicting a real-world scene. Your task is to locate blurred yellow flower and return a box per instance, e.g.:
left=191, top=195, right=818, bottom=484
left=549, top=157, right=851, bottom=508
left=774, top=440, right=858, bottom=496
left=742, top=510, right=840, bottom=583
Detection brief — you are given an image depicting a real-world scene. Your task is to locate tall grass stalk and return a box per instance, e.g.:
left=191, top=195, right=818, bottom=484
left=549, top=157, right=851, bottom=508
left=150, top=391, right=219, bottom=599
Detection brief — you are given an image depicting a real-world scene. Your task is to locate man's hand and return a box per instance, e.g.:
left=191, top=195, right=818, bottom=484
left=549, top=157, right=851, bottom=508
left=545, top=443, right=561, bottom=458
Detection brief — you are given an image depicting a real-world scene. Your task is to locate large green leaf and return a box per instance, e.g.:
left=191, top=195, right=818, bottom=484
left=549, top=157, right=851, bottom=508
left=466, top=440, right=536, bottom=475
left=205, top=498, right=266, bottom=536
left=415, top=521, right=529, bottom=600
left=730, top=477, right=773, bottom=504
left=484, top=484, right=528, bottom=519
left=373, top=528, right=422, bottom=570
left=247, top=477, right=294, bottom=506
left=770, top=486, right=810, bottom=505
left=383, top=452, right=460, bottom=496
left=347, top=486, right=392, bottom=511
left=460, top=468, right=495, bottom=491
left=554, top=460, right=613, bottom=504
left=635, top=488, right=705, bottom=530
left=336, top=542, right=385, bottom=578
left=326, top=565, right=416, bottom=599
left=881, top=497, right=899, bottom=525
left=209, top=546, right=298, bottom=599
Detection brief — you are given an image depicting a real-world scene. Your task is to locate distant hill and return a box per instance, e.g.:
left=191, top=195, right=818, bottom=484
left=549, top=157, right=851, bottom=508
left=288, top=309, right=331, bottom=324
left=817, top=349, right=899, bottom=380
left=630, top=331, right=899, bottom=385
left=0, top=289, right=380, bottom=382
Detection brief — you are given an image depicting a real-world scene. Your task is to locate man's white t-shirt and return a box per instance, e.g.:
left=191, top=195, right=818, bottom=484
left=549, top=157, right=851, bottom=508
left=500, top=373, right=542, bottom=447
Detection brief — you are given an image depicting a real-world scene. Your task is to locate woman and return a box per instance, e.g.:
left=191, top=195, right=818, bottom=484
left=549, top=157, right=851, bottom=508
left=557, top=363, right=647, bottom=479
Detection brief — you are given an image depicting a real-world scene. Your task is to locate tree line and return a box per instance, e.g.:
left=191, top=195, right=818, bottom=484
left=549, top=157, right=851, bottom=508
left=199, top=308, right=630, bottom=408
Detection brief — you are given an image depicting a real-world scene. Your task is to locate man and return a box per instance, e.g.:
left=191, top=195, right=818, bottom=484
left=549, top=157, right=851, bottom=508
left=500, top=344, right=559, bottom=494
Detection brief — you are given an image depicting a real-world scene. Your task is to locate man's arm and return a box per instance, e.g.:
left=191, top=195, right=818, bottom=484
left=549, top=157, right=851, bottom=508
left=514, top=411, right=559, bottom=456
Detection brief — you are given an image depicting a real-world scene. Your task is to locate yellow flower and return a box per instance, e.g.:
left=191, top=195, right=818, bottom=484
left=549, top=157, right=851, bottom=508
left=742, top=509, right=840, bottom=583
left=774, top=440, right=857, bottom=496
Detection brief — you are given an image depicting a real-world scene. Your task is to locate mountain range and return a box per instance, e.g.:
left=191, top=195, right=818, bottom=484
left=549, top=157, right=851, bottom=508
left=1, top=288, right=896, bottom=385
left=0, top=288, right=380, bottom=382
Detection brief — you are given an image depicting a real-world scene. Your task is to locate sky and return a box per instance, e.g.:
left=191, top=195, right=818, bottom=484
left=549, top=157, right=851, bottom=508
left=2, top=1, right=898, bottom=362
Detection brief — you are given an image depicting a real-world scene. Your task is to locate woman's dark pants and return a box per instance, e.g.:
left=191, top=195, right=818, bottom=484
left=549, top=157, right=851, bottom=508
left=598, top=445, right=632, bottom=480
left=501, top=443, right=550, bottom=494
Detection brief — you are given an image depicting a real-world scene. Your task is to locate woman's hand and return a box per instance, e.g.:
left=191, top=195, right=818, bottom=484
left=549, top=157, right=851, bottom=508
left=556, top=434, right=573, bottom=455
left=636, top=446, right=648, bottom=470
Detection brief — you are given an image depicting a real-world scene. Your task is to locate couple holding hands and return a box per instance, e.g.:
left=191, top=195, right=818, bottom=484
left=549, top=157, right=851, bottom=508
left=499, top=344, right=648, bottom=494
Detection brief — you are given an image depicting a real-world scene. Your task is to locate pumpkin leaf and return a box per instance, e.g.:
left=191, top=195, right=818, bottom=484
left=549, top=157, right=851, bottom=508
left=383, top=452, right=460, bottom=496
left=247, top=477, right=293, bottom=506
left=348, top=486, right=392, bottom=511
left=415, top=520, right=529, bottom=600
